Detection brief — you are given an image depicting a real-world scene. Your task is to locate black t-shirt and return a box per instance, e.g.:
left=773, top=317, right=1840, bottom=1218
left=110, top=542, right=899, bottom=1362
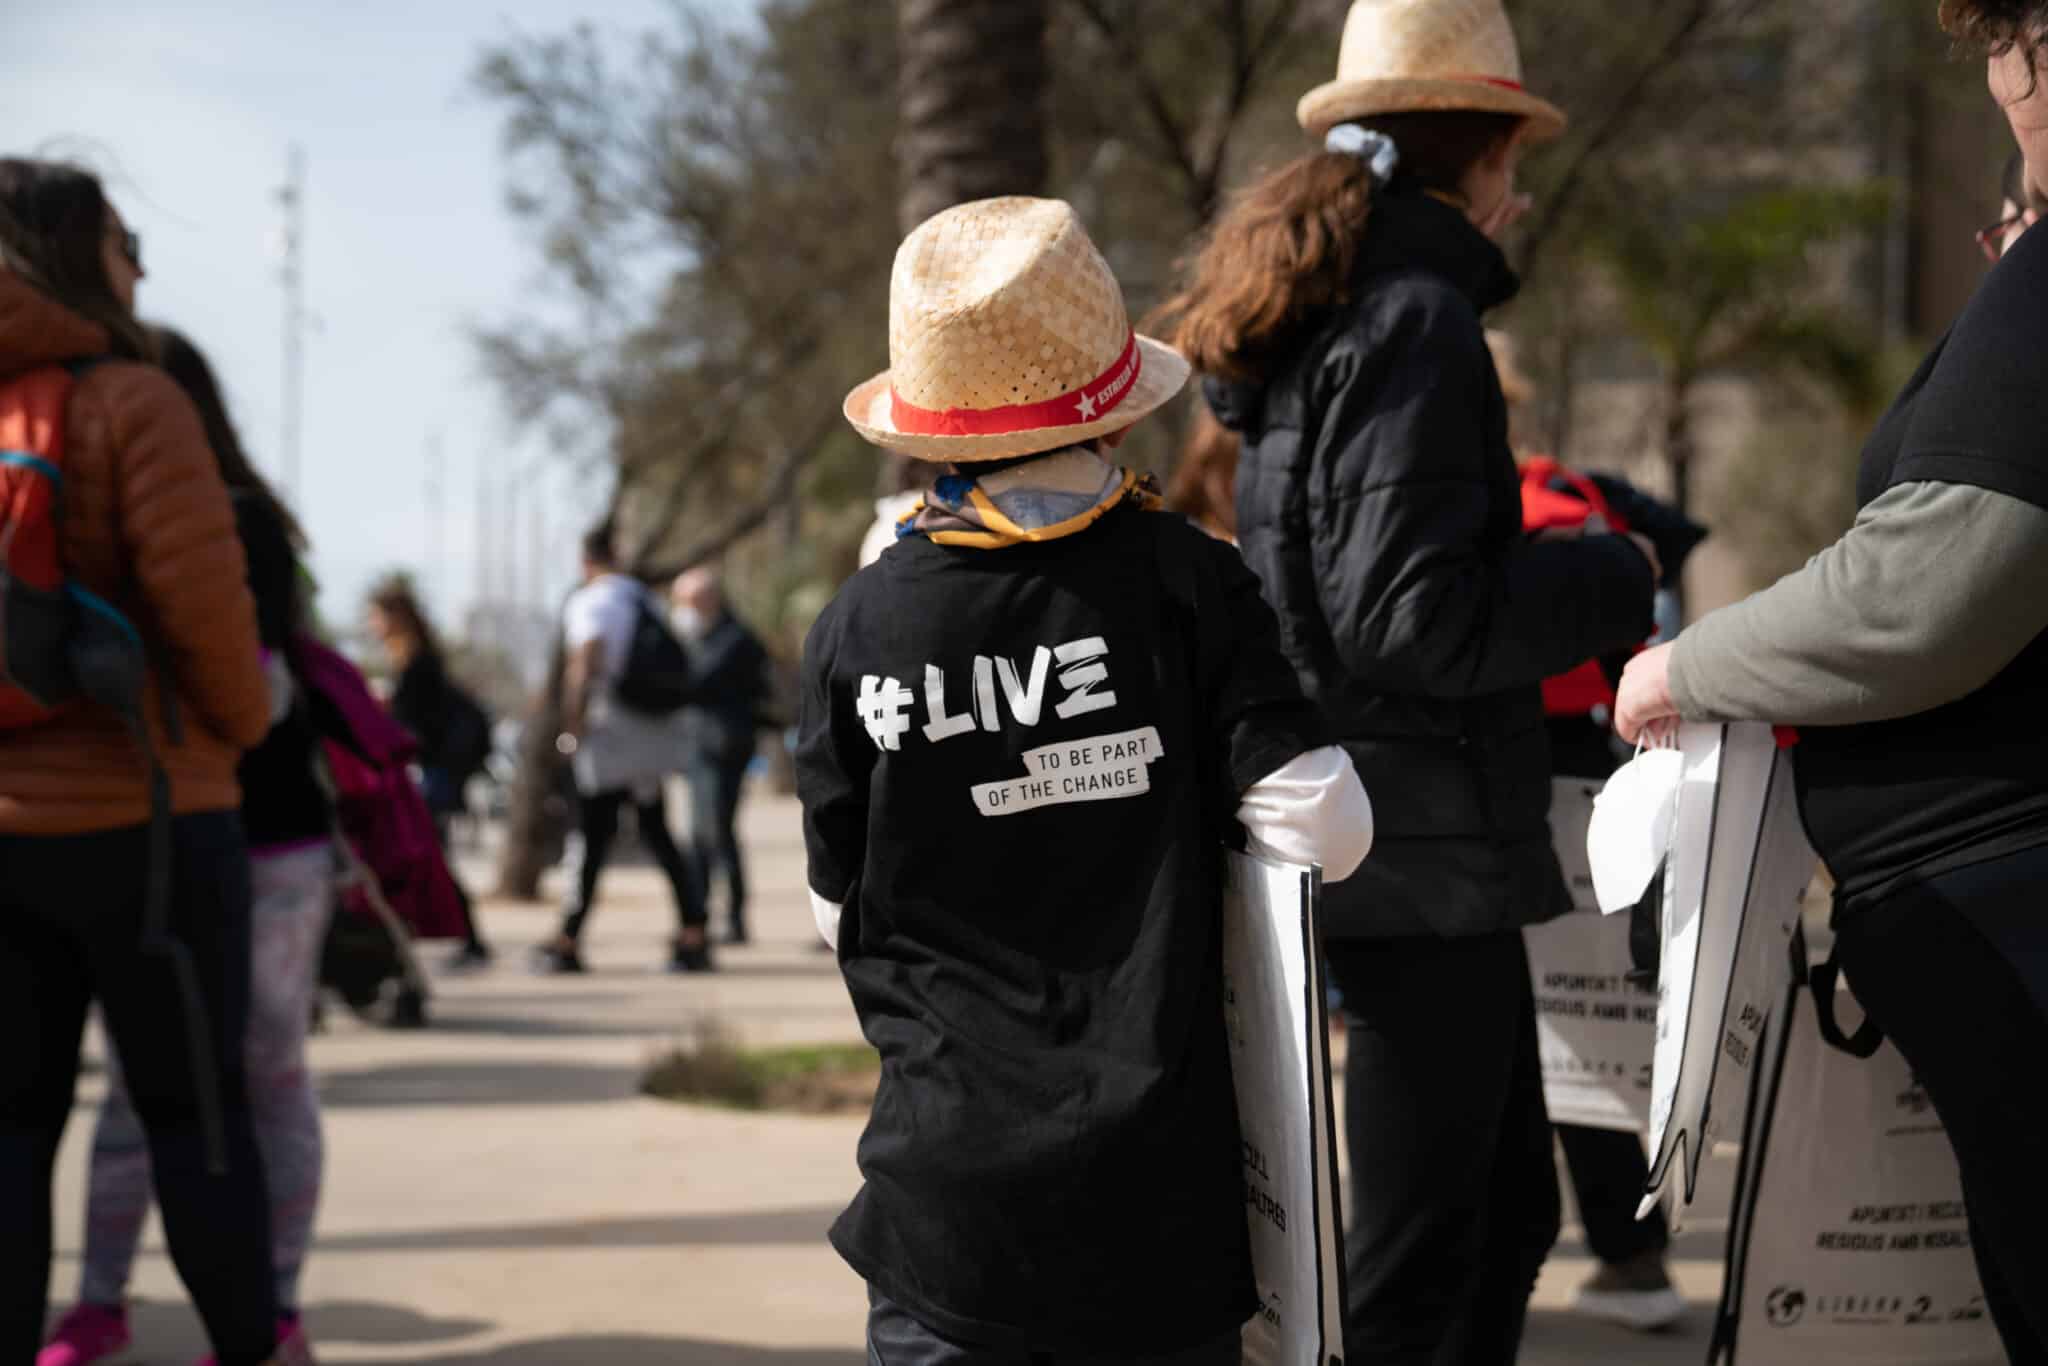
left=795, top=508, right=1321, bottom=1352
left=1796, top=224, right=2048, bottom=907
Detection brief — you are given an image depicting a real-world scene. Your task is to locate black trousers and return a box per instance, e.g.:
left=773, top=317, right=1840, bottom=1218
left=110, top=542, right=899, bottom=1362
left=0, top=813, right=277, bottom=1366
left=686, top=745, right=752, bottom=935
left=866, top=1289, right=1241, bottom=1366
left=561, top=786, right=704, bottom=941
left=431, top=806, right=488, bottom=951
left=1836, top=842, right=2048, bottom=1366
left=1557, top=1124, right=1666, bottom=1265
left=1325, top=931, right=1561, bottom=1366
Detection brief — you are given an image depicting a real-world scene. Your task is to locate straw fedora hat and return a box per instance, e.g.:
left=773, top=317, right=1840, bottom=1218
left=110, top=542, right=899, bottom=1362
left=844, top=197, right=1190, bottom=463
left=1298, top=0, right=1567, bottom=143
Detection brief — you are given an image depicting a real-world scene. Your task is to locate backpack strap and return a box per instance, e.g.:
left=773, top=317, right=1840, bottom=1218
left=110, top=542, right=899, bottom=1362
left=58, top=357, right=185, bottom=744
left=1808, top=941, right=1886, bottom=1059
left=118, top=705, right=228, bottom=1171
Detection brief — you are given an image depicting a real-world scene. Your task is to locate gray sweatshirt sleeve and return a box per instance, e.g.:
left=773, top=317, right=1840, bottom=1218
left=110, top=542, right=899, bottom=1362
left=1668, top=482, right=2048, bottom=726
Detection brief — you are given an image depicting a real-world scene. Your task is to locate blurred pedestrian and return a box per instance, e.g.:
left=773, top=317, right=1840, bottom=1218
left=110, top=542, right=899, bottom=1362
left=1488, top=329, right=1695, bottom=1335
left=536, top=527, right=709, bottom=974
left=1615, top=5, right=2048, bottom=1356
left=1163, top=1, right=1661, bottom=1358
left=0, top=159, right=291, bottom=1366
left=42, top=326, right=331, bottom=1366
left=365, top=580, right=494, bottom=969
left=670, top=567, right=769, bottom=945
left=800, top=195, right=1373, bottom=1365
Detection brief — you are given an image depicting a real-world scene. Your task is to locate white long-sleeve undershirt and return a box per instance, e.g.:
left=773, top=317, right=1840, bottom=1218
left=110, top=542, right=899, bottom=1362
left=809, top=745, right=1372, bottom=950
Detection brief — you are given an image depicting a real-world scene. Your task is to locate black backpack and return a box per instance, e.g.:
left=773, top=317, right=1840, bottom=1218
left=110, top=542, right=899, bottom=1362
left=613, top=593, right=697, bottom=716
left=435, top=685, right=493, bottom=782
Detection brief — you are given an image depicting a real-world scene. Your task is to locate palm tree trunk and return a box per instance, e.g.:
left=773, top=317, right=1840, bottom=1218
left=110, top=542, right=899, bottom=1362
left=495, top=634, right=571, bottom=901
left=896, top=0, right=1051, bottom=234
left=1664, top=377, right=1695, bottom=618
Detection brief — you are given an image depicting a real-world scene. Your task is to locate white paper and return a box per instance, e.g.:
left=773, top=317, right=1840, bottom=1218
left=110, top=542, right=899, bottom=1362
left=1723, top=969, right=1999, bottom=1364
left=1527, top=778, right=1655, bottom=1132
left=1223, top=850, right=1345, bottom=1366
left=1643, top=723, right=1815, bottom=1229
left=1587, top=746, right=1685, bottom=914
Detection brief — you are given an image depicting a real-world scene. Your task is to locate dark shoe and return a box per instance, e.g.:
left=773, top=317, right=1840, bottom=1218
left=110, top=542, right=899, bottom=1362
left=718, top=924, right=750, bottom=947
left=669, top=942, right=715, bottom=974
left=532, top=942, right=587, bottom=975
left=1573, top=1249, right=1685, bottom=1331
left=389, top=987, right=430, bottom=1029
left=443, top=940, right=493, bottom=973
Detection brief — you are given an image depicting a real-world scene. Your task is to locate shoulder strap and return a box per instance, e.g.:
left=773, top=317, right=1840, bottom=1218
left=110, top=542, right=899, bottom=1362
left=1808, top=945, right=1886, bottom=1058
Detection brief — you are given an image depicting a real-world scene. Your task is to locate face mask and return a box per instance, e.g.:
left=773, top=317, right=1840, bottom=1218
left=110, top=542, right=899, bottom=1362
left=1587, top=746, right=1685, bottom=915
left=673, top=605, right=709, bottom=641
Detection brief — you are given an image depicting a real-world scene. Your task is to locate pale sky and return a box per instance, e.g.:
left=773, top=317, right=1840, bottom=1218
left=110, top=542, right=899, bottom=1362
left=4, top=0, right=754, bottom=640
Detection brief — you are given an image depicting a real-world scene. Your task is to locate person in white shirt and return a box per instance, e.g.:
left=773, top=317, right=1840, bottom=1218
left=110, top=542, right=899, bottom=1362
left=535, top=526, right=710, bottom=974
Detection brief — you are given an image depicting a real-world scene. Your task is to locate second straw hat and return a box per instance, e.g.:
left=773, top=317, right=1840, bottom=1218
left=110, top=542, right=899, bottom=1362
left=1298, top=0, right=1567, bottom=143
left=843, top=197, right=1190, bottom=464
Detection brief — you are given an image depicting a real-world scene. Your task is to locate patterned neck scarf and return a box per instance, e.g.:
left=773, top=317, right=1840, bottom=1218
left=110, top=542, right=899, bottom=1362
left=900, top=446, right=1163, bottom=550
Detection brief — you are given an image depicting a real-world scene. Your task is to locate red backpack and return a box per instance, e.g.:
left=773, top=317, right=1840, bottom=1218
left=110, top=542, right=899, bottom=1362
left=0, top=362, right=154, bottom=727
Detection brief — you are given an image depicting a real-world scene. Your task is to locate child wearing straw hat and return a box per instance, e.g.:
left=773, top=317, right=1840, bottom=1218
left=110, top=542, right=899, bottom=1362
left=797, top=196, right=1373, bottom=1362
left=1161, top=1, right=1663, bottom=1361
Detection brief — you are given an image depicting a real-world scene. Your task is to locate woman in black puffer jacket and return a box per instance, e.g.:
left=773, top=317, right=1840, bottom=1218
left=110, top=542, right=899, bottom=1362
left=1160, top=3, right=1657, bottom=1360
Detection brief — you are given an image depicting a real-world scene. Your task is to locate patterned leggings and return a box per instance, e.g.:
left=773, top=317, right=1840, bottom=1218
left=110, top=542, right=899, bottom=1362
left=79, top=844, right=333, bottom=1313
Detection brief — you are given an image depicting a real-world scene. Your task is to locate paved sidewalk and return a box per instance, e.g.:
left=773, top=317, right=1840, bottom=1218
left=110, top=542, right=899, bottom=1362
left=49, top=792, right=1733, bottom=1364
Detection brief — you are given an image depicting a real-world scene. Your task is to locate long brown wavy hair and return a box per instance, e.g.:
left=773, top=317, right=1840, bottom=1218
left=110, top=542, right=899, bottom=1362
left=1165, top=405, right=1241, bottom=541
left=152, top=326, right=308, bottom=553
left=1157, top=112, right=1521, bottom=385
left=0, top=159, right=153, bottom=361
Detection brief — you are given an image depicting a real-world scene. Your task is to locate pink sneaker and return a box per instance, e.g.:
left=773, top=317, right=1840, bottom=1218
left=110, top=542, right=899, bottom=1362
left=38, top=1304, right=131, bottom=1366
left=193, top=1316, right=315, bottom=1366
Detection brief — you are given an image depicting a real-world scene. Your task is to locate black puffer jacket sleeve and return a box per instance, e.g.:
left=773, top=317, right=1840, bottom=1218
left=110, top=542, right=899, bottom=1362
left=1307, top=280, right=1654, bottom=698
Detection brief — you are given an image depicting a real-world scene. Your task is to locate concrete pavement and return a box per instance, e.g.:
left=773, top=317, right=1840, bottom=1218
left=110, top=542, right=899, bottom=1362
left=50, top=792, right=1735, bottom=1364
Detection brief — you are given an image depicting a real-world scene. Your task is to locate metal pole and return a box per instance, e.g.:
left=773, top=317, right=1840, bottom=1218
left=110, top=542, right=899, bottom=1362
left=502, top=474, right=520, bottom=634
left=275, top=145, right=307, bottom=503
left=424, top=430, right=445, bottom=624
left=475, top=453, right=492, bottom=625
left=530, top=467, right=546, bottom=614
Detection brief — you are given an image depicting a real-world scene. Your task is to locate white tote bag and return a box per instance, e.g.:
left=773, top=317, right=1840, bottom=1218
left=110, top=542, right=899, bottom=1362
left=1223, top=849, right=1346, bottom=1366
left=1714, top=942, right=1999, bottom=1365
left=1526, top=777, right=1655, bottom=1132
left=1638, top=723, right=1816, bottom=1226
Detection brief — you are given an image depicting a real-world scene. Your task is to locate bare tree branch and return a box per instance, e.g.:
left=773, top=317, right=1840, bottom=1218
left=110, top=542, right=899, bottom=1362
left=1070, top=0, right=1206, bottom=205
left=1517, top=0, right=1722, bottom=278
left=636, top=410, right=842, bottom=581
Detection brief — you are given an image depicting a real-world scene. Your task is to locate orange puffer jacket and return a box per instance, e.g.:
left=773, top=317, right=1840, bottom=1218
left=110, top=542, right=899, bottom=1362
left=0, top=270, right=269, bottom=834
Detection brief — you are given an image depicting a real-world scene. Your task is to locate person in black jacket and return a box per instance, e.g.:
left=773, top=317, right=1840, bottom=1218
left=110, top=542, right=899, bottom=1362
left=669, top=568, right=769, bottom=945
left=366, top=580, right=493, bottom=968
left=1161, top=3, right=1658, bottom=1359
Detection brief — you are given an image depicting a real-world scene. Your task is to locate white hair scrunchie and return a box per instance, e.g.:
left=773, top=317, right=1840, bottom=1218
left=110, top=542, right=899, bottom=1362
left=1325, top=124, right=1399, bottom=187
